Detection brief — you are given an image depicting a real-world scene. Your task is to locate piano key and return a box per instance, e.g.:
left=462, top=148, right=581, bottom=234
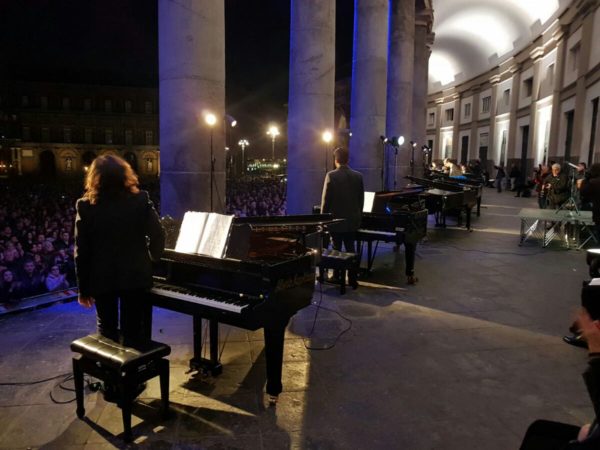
left=151, top=284, right=249, bottom=314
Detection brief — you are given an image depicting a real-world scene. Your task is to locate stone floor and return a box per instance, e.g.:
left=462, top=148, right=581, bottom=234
left=0, top=189, right=595, bottom=449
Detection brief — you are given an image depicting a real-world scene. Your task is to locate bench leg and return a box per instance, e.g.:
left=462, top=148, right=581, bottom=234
left=72, top=358, right=85, bottom=419
left=159, top=359, right=170, bottom=419
left=120, top=379, right=134, bottom=442
left=340, top=269, right=346, bottom=295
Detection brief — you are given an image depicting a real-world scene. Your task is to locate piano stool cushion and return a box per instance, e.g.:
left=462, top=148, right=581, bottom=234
left=71, top=334, right=171, bottom=371
left=319, top=249, right=358, bottom=270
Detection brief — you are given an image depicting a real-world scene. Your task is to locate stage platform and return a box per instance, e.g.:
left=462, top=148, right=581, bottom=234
left=0, top=189, right=595, bottom=449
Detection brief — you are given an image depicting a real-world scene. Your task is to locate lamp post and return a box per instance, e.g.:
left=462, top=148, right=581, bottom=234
left=410, top=140, right=417, bottom=177
left=205, top=112, right=217, bottom=211
left=266, top=125, right=280, bottom=161
left=238, top=139, right=249, bottom=175
left=322, top=130, right=333, bottom=173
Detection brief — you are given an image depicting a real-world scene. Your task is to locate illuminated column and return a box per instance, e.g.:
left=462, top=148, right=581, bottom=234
left=527, top=48, right=544, bottom=163
left=548, top=26, right=568, bottom=164
left=572, top=12, right=594, bottom=162
left=287, top=0, right=336, bottom=214
left=386, top=0, right=415, bottom=187
left=469, top=87, right=481, bottom=163
left=412, top=21, right=433, bottom=172
left=158, top=0, right=226, bottom=218
left=451, top=93, right=461, bottom=161
left=506, top=63, right=521, bottom=167
left=349, top=0, right=388, bottom=192
left=488, top=75, right=500, bottom=166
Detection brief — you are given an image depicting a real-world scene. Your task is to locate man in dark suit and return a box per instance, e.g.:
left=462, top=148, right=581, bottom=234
left=75, top=155, right=165, bottom=348
left=320, top=147, right=364, bottom=255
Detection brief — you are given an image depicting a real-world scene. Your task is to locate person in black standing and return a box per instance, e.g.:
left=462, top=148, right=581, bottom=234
left=580, top=163, right=600, bottom=239
left=545, top=163, right=570, bottom=209
left=75, top=155, right=164, bottom=348
left=494, top=163, right=506, bottom=193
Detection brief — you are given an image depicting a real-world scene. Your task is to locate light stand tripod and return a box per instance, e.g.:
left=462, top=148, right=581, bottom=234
left=392, top=146, right=399, bottom=190
left=209, top=128, right=215, bottom=212
left=557, top=162, right=581, bottom=214
left=380, top=136, right=387, bottom=191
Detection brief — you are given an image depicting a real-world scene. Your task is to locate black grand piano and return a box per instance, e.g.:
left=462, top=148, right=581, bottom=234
left=405, top=175, right=478, bottom=229
left=357, top=189, right=428, bottom=282
left=427, top=172, right=484, bottom=217
left=150, top=214, right=336, bottom=400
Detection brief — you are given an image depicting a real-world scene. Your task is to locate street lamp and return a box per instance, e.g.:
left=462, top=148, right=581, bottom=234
left=238, top=139, right=249, bottom=174
left=266, top=125, right=280, bottom=161
left=322, top=130, right=333, bottom=173
left=204, top=112, right=217, bottom=211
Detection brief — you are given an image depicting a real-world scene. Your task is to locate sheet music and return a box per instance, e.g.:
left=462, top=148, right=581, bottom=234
left=363, top=192, right=375, bottom=213
left=197, top=213, right=234, bottom=258
left=590, top=278, right=600, bottom=286
left=174, top=212, right=209, bottom=253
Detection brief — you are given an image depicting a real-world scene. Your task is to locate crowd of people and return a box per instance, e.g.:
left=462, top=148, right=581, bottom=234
left=0, top=181, right=79, bottom=305
left=226, top=177, right=286, bottom=217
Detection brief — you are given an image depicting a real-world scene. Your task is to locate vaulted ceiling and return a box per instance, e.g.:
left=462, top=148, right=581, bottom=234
left=429, top=0, right=572, bottom=93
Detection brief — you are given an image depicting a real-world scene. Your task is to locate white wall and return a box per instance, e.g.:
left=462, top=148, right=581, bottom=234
left=580, top=80, right=600, bottom=164
left=563, top=26, right=582, bottom=87
left=496, top=78, right=513, bottom=116
left=460, top=95, right=473, bottom=124
left=535, top=102, right=552, bottom=165
left=518, top=67, right=534, bottom=109
left=479, top=88, right=492, bottom=120
left=494, top=118, right=510, bottom=165
left=440, top=100, right=457, bottom=128
left=590, top=7, right=600, bottom=71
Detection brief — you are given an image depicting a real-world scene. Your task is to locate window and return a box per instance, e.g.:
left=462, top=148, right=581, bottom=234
left=84, top=98, right=92, bottom=111
left=22, top=126, right=30, bottom=141
left=464, top=103, right=471, bottom=118
left=105, top=129, right=113, bottom=144
left=145, top=130, right=153, bottom=145
left=104, top=99, right=112, bottom=113
left=570, top=43, right=581, bottom=72
left=503, top=89, right=510, bottom=106
left=41, top=127, right=50, bottom=142
left=482, top=96, right=491, bottom=113
left=63, top=127, right=71, bottom=143
left=523, top=77, right=533, bottom=97
left=21, top=95, right=29, bottom=107
left=125, top=129, right=133, bottom=145
left=62, top=97, right=70, bottom=110
left=84, top=128, right=93, bottom=144
left=125, top=100, right=132, bottom=113
left=428, top=112, right=435, bottom=125
left=144, top=101, right=152, bottom=114
left=445, top=108, right=454, bottom=122
left=41, top=96, right=48, bottom=110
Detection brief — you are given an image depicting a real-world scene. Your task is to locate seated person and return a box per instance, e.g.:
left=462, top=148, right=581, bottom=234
left=521, top=309, right=600, bottom=449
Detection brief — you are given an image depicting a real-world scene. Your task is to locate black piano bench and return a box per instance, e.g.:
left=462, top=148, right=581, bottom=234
left=70, top=334, right=171, bottom=442
left=318, top=249, right=359, bottom=294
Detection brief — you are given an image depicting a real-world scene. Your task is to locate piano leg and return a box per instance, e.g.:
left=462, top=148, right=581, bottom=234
left=477, top=197, right=481, bottom=217
left=190, top=315, right=223, bottom=376
left=404, top=242, right=416, bottom=277
left=466, top=207, right=472, bottom=231
left=263, top=317, right=290, bottom=398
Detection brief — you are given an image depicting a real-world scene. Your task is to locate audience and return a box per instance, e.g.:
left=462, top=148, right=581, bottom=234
left=226, top=177, right=286, bottom=217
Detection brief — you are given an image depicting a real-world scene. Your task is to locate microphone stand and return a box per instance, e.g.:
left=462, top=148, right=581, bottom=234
left=393, top=147, right=398, bottom=190
left=210, top=128, right=214, bottom=212
left=380, top=140, right=386, bottom=191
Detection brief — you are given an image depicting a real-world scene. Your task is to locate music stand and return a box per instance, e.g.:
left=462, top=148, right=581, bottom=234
left=557, top=162, right=581, bottom=214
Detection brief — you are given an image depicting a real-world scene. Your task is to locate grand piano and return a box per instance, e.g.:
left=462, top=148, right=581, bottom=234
left=150, top=214, right=336, bottom=400
left=357, top=190, right=428, bottom=282
left=405, top=175, right=478, bottom=230
left=427, top=172, right=484, bottom=217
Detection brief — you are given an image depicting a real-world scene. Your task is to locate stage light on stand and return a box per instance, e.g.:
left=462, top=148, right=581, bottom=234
left=238, top=139, right=249, bottom=174
left=266, top=125, right=280, bottom=161
left=205, top=111, right=217, bottom=211
left=322, top=129, right=333, bottom=173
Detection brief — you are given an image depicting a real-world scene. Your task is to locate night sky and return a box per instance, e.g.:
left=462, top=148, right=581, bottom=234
left=0, top=0, right=354, bottom=157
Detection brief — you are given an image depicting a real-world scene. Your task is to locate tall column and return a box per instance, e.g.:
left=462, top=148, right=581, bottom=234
left=412, top=19, right=433, bottom=172
left=469, top=87, right=481, bottom=162
left=527, top=48, right=544, bottom=163
left=548, top=26, right=568, bottom=164
left=158, top=0, right=226, bottom=218
left=287, top=0, right=336, bottom=214
left=385, top=0, right=415, bottom=189
left=488, top=75, right=500, bottom=166
left=452, top=93, right=461, bottom=161
left=506, top=64, right=522, bottom=166
left=349, top=0, right=389, bottom=192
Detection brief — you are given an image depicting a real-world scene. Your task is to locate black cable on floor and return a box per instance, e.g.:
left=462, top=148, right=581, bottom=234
left=302, top=279, right=353, bottom=351
left=0, top=373, right=71, bottom=386
left=430, top=244, right=548, bottom=256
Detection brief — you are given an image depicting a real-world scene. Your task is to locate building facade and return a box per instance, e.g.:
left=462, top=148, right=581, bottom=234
left=426, top=0, right=600, bottom=177
left=0, top=80, right=159, bottom=179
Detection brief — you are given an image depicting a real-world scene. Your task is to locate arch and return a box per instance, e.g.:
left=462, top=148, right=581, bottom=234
left=58, top=149, right=78, bottom=173
left=124, top=151, right=138, bottom=173
left=140, top=151, right=158, bottom=176
left=39, top=150, right=56, bottom=178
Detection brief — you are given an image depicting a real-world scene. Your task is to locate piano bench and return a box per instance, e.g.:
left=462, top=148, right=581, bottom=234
left=70, top=334, right=171, bottom=443
left=318, top=249, right=359, bottom=295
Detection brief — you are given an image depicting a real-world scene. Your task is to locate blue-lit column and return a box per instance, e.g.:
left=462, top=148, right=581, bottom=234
left=158, top=0, right=226, bottom=218
left=349, top=0, right=389, bottom=192
left=385, top=0, right=415, bottom=189
left=287, top=0, right=336, bottom=214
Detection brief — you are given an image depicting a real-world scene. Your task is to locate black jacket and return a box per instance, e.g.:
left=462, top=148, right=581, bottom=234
left=546, top=173, right=569, bottom=205
left=321, top=165, right=364, bottom=233
left=581, top=178, right=600, bottom=224
left=74, top=190, right=164, bottom=297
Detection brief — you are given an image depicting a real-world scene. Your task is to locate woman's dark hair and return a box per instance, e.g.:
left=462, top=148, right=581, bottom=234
left=588, top=163, right=600, bottom=179
left=82, top=154, right=139, bottom=205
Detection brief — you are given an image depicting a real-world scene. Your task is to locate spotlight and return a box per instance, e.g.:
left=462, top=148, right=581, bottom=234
left=380, top=135, right=388, bottom=143
left=388, top=136, right=404, bottom=147
left=322, top=130, right=333, bottom=143
left=204, top=113, right=217, bottom=127
left=410, top=141, right=417, bottom=147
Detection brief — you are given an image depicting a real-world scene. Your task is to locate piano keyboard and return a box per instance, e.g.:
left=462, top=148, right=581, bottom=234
left=151, top=283, right=251, bottom=314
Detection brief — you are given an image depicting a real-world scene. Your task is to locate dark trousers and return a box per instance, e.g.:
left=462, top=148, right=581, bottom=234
left=520, top=419, right=580, bottom=450
left=330, top=231, right=356, bottom=253
left=95, top=289, right=152, bottom=348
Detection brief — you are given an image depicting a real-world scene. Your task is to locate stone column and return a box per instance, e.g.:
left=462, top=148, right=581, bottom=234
left=548, top=26, right=568, bottom=164
left=452, top=93, right=461, bottom=161
left=488, top=75, right=500, bottom=166
left=287, top=0, right=336, bottom=214
left=412, top=23, right=433, bottom=173
left=158, top=0, right=226, bottom=218
left=506, top=63, right=521, bottom=165
left=469, top=87, right=481, bottom=162
left=527, top=48, right=544, bottom=164
left=349, top=0, right=389, bottom=192
left=385, top=0, right=415, bottom=189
